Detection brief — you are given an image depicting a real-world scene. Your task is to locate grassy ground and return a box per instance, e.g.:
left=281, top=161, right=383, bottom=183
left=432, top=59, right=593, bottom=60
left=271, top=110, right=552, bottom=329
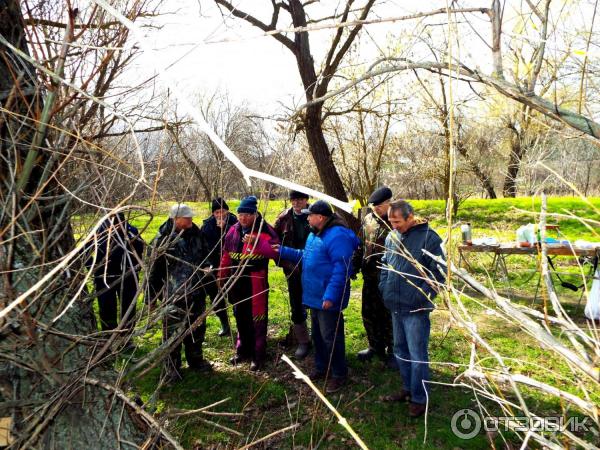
left=94, top=197, right=599, bottom=449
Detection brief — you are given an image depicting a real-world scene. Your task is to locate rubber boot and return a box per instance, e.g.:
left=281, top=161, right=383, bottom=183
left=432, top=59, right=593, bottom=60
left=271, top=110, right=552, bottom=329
left=293, top=322, right=311, bottom=360
left=217, top=313, right=230, bottom=337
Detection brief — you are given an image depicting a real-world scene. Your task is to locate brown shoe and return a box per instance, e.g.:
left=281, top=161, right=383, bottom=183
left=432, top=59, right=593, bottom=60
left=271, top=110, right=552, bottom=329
left=326, top=377, right=346, bottom=394
left=381, top=390, right=411, bottom=403
left=408, top=402, right=427, bottom=418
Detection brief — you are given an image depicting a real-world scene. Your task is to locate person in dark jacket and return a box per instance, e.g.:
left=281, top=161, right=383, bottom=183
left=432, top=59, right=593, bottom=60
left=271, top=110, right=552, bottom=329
left=274, top=200, right=360, bottom=394
left=379, top=200, right=445, bottom=417
left=148, top=203, right=211, bottom=381
left=274, top=190, right=311, bottom=359
left=200, top=197, right=238, bottom=337
left=219, top=196, right=280, bottom=371
left=356, top=187, right=395, bottom=368
left=88, top=212, right=144, bottom=331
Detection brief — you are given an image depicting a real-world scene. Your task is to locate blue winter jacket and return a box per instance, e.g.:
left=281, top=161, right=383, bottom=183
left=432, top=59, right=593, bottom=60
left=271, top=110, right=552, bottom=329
left=379, top=222, right=445, bottom=314
left=279, top=216, right=360, bottom=311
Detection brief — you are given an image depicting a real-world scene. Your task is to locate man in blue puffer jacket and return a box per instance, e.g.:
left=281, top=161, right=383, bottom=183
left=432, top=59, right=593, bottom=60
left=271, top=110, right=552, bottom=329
left=275, top=200, right=359, bottom=394
left=379, top=200, right=445, bottom=417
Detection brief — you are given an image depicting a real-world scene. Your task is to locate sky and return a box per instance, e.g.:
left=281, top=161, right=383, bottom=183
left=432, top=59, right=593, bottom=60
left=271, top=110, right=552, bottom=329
left=115, top=0, right=597, bottom=119
left=135, top=0, right=424, bottom=115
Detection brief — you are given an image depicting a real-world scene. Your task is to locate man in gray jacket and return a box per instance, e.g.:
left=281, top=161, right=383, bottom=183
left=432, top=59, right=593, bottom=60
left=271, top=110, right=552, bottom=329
left=379, top=200, right=445, bottom=417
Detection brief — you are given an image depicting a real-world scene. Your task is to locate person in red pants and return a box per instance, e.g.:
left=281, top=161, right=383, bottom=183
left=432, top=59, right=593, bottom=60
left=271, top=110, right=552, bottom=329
left=219, top=196, right=279, bottom=371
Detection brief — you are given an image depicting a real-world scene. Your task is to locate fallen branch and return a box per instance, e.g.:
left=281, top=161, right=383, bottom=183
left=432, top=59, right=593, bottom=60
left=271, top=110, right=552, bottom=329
left=83, top=377, right=184, bottom=450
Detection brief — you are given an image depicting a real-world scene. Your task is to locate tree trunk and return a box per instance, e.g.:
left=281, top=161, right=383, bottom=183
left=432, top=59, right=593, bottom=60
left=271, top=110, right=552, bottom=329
left=456, top=144, right=497, bottom=198
left=0, top=2, right=152, bottom=447
left=289, top=0, right=360, bottom=230
left=503, top=136, right=524, bottom=197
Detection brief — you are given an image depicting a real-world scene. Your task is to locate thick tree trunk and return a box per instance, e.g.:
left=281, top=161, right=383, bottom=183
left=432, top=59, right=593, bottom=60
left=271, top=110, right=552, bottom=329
left=289, top=0, right=359, bottom=229
left=303, top=106, right=350, bottom=201
left=0, top=2, right=152, bottom=447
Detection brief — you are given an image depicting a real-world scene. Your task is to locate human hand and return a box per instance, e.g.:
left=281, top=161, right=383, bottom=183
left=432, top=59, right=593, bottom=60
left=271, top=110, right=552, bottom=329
left=242, top=234, right=256, bottom=245
left=271, top=244, right=280, bottom=253
left=322, top=300, right=333, bottom=310
left=216, top=218, right=225, bottom=228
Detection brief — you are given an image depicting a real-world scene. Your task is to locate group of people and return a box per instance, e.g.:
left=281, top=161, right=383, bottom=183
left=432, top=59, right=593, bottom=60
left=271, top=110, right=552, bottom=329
left=89, top=188, right=445, bottom=418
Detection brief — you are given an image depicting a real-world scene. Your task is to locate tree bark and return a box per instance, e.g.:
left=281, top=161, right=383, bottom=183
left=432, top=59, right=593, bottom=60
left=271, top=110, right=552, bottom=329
left=456, top=144, right=497, bottom=198
left=502, top=143, right=522, bottom=197
left=0, top=2, right=156, bottom=447
left=502, top=121, right=526, bottom=198
left=288, top=0, right=359, bottom=229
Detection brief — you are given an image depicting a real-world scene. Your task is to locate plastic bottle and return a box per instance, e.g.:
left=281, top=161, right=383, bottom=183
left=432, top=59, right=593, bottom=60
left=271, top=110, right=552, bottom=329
left=461, top=223, right=472, bottom=245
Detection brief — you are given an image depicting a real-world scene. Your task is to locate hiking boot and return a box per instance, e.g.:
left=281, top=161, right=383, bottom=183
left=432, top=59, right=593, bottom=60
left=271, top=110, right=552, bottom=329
left=163, top=369, right=182, bottom=384
left=188, top=359, right=212, bottom=372
left=293, top=323, right=311, bottom=360
left=217, top=316, right=230, bottom=337
left=326, top=377, right=346, bottom=394
left=357, top=348, right=378, bottom=362
left=408, top=402, right=427, bottom=418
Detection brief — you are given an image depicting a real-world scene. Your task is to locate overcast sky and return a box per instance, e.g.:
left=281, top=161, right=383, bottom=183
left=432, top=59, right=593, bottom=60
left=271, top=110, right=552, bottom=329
left=135, top=0, right=429, bottom=115
left=123, top=0, right=593, bottom=122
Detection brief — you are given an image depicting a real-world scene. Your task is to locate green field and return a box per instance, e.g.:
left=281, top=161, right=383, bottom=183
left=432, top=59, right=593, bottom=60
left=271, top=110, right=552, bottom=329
left=87, top=197, right=600, bottom=449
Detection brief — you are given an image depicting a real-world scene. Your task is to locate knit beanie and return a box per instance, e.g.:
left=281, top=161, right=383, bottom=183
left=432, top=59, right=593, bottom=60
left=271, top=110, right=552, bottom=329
left=289, top=190, right=309, bottom=200
left=237, top=196, right=258, bottom=214
left=211, top=197, right=229, bottom=212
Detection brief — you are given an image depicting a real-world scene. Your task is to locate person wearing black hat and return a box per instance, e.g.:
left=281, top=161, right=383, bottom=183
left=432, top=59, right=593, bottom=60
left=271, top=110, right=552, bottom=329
left=355, top=186, right=396, bottom=368
left=269, top=200, right=360, bottom=394
left=274, top=190, right=312, bottom=359
left=200, top=197, right=238, bottom=337
left=218, top=196, right=280, bottom=371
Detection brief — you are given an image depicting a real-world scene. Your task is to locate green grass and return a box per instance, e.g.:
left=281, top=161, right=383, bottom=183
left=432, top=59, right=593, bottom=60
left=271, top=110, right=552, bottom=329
left=79, top=196, right=600, bottom=448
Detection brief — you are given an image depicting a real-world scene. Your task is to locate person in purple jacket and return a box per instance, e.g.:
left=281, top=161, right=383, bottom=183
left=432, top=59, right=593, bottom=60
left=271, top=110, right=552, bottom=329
left=271, top=200, right=360, bottom=394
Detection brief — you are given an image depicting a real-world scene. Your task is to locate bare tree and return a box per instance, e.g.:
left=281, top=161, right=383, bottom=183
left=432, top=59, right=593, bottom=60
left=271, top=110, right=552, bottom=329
left=0, top=1, right=182, bottom=447
left=211, top=0, right=381, bottom=228
left=327, top=75, right=402, bottom=205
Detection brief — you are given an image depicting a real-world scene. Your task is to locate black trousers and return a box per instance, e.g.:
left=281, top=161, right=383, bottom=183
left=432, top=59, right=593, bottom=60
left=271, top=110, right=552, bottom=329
left=361, top=274, right=393, bottom=355
left=94, top=272, right=138, bottom=331
left=203, top=275, right=229, bottom=325
left=163, top=292, right=206, bottom=372
left=285, top=268, right=306, bottom=324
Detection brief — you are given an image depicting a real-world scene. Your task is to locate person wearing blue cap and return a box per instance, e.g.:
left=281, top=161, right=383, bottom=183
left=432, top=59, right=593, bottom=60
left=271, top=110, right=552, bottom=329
left=218, top=196, right=280, bottom=371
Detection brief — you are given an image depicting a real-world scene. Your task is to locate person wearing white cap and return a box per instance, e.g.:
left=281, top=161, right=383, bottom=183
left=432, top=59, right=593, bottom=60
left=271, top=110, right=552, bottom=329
left=147, top=203, right=212, bottom=381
